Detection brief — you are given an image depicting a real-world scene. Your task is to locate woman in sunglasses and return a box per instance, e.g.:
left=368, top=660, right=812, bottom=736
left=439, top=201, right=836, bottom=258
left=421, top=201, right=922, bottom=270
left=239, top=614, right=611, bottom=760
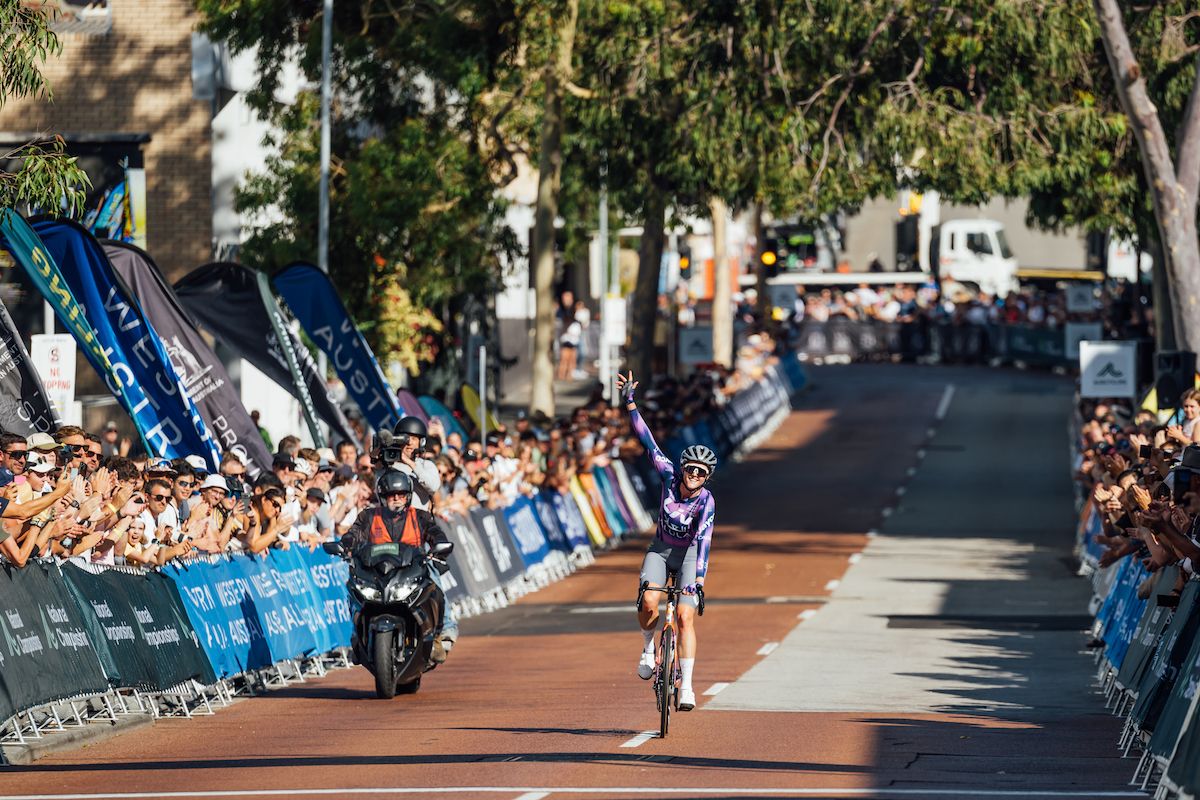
left=616, top=371, right=717, bottom=713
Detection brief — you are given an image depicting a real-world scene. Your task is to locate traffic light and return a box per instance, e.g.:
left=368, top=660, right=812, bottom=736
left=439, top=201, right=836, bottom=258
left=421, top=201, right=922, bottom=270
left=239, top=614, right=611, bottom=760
left=678, top=244, right=692, bottom=280
left=761, top=237, right=779, bottom=278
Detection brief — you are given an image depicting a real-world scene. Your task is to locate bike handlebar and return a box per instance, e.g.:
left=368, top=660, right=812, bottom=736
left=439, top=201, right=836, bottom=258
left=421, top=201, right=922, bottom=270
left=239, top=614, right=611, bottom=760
left=636, top=581, right=706, bottom=616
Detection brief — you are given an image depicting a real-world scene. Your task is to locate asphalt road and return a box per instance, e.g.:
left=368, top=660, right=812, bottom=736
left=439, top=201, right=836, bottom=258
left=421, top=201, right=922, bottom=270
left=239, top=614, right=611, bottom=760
left=0, top=365, right=1143, bottom=800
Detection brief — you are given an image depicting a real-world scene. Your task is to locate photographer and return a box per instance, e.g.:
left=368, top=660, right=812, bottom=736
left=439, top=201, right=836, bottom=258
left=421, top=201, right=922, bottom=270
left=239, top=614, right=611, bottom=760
left=382, top=417, right=441, bottom=510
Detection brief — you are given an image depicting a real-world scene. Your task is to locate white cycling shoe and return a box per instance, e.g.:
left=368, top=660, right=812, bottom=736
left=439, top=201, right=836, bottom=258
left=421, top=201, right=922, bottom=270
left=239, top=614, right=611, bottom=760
left=678, top=687, right=696, bottom=711
left=637, top=651, right=655, bottom=680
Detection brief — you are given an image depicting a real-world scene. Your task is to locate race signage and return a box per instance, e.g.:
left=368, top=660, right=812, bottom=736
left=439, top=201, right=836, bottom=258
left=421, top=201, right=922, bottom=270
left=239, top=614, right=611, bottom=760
left=679, top=325, right=714, bottom=365
left=1080, top=340, right=1137, bottom=398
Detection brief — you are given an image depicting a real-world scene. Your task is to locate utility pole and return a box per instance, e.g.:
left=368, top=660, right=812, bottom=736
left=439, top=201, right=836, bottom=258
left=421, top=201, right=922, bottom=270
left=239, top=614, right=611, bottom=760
left=598, top=160, right=610, bottom=400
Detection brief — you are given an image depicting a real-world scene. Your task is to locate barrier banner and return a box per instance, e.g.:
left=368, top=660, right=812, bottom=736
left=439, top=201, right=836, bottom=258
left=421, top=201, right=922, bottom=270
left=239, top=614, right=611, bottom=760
left=610, top=461, right=654, bottom=531
left=591, top=468, right=632, bottom=535
left=0, top=296, right=58, bottom=434
left=273, top=263, right=402, bottom=434
left=174, top=263, right=358, bottom=447
left=501, top=497, right=552, bottom=566
left=0, top=560, right=108, bottom=721
left=104, top=241, right=272, bottom=476
left=61, top=563, right=215, bottom=690
left=487, top=507, right=536, bottom=572
left=1131, top=580, right=1200, bottom=731
left=467, top=507, right=522, bottom=585
left=1094, top=558, right=1140, bottom=645
left=165, top=549, right=352, bottom=678
left=19, top=218, right=221, bottom=465
left=1149, top=607, right=1200, bottom=759
left=545, top=490, right=593, bottom=551
left=442, top=512, right=501, bottom=599
left=1115, top=568, right=1178, bottom=692
left=531, top=493, right=573, bottom=553
left=575, top=474, right=615, bottom=543
left=600, top=465, right=641, bottom=530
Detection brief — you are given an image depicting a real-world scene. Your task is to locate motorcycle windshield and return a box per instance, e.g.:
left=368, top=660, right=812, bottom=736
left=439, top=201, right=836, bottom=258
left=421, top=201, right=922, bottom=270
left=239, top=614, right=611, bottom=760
left=355, top=542, right=420, bottom=570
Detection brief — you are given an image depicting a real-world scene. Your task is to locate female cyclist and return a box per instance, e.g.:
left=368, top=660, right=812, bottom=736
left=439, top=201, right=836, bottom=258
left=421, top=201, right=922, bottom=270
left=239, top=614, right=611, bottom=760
left=617, top=370, right=716, bottom=712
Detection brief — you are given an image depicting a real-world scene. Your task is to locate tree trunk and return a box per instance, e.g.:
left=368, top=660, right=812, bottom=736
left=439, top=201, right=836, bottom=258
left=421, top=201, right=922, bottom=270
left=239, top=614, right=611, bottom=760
left=528, top=0, right=580, bottom=417
left=628, top=183, right=668, bottom=383
left=1094, top=0, right=1200, bottom=353
left=710, top=197, right=732, bottom=367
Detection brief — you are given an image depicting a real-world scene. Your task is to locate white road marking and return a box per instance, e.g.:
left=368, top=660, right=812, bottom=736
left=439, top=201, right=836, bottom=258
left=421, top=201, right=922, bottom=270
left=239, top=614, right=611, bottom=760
left=619, top=730, right=658, bottom=748
left=756, top=641, right=779, bottom=656
left=514, top=794, right=550, bottom=800
left=703, top=682, right=729, bottom=696
left=926, top=426, right=936, bottom=438
left=849, top=553, right=862, bottom=564
left=798, top=608, right=818, bottom=620
left=936, top=383, right=956, bottom=421
left=895, top=486, right=906, bottom=497
left=916, top=449, right=926, bottom=459
left=825, top=579, right=841, bottom=591
left=906, top=466, right=917, bottom=477
left=0, top=786, right=1149, bottom=798
left=568, top=606, right=629, bottom=614
left=881, top=507, right=894, bottom=518
left=866, top=529, right=878, bottom=537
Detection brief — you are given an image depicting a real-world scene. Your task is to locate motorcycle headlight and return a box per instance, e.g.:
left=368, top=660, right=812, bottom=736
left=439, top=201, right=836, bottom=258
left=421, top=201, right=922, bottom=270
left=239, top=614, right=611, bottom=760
left=386, top=578, right=420, bottom=603
left=356, top=583, right=382, bottom=601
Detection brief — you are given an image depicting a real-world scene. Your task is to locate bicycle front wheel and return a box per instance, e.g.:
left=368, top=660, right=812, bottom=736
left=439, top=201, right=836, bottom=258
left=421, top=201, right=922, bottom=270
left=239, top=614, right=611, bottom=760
left=658, top=628, right=674, bottom=738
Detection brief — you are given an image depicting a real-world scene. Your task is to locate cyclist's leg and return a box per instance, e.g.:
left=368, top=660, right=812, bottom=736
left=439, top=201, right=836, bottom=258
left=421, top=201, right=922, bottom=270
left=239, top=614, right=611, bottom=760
left=638, top=541, right=671, bottom=632
left=675, top=544, right=700, bottom=707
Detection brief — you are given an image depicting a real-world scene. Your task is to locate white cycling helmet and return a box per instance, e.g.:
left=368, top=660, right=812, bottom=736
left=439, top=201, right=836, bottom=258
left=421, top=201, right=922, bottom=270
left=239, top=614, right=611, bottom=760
left=680, top=444, right=717, bottom=474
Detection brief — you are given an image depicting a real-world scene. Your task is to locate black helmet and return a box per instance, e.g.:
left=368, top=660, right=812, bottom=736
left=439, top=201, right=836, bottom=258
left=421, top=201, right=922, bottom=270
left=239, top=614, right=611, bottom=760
left=394, top=416, right=427, bottom=446
left=376, top=469, right=414, bottom=497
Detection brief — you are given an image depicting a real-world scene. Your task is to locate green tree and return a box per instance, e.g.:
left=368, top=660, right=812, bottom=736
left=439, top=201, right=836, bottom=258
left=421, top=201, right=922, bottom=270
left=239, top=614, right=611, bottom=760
left=0, top=1, right=88, bottom=214
left=197, top=0, right=526, bottom=377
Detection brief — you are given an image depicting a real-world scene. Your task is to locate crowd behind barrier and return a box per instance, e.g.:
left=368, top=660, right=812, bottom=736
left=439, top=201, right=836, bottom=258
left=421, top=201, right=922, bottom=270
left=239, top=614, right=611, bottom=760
left=1072, top=390, right=1200, bottom=795
left=0, top=336, right=807, bottom=753
left=785, top=281, right=1150, bottom=367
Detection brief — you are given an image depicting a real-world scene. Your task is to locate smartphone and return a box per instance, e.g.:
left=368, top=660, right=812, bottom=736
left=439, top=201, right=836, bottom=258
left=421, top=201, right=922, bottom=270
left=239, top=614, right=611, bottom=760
left=1140, top=445, right=1154, bottom=458
left=69, top=467, right=79, bottom=480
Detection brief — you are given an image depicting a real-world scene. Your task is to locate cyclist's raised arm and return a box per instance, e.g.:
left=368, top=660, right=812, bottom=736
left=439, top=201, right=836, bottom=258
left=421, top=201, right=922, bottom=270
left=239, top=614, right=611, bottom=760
left=628, top=402, right=675, bottom=481
left=694, top=493, right=716, bottom=586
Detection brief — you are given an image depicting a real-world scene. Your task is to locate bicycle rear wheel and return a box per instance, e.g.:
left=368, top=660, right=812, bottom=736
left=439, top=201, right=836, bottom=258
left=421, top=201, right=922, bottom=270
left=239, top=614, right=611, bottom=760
left=658, top=628, right=674, bottom=738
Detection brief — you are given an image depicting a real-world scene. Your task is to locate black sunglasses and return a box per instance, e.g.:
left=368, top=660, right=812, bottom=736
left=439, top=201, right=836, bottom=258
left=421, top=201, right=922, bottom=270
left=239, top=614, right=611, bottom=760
left=149, top=493, right=171, bottom=502
left=4, top=450, right=27, bottom=460
left=683, top=465, right=710, bottom=477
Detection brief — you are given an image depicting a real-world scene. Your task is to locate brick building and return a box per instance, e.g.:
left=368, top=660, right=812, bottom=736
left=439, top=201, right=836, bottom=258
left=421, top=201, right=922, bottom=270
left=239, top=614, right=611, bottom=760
left=0, top=0, right=212, bottom=281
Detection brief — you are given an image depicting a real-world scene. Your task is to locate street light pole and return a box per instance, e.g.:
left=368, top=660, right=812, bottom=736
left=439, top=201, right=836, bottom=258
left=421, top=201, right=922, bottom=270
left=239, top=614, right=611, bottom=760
left=598, top=159, right=609, bottom=400
left=317, top=0, right=333, bottom=422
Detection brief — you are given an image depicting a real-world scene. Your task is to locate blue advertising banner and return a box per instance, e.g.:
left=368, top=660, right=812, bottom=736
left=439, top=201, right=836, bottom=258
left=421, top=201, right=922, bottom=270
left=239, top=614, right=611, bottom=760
left=273, top=263, right=402, bottom=434
left=501, top=496, right=552, bottom=566
left=546, top=490, right=592, bottom=551
left=164, top=549, right=351, bottom=678
left=531, top=493, right=572, bottom=554
left=22, top=218, right=220, bottom=465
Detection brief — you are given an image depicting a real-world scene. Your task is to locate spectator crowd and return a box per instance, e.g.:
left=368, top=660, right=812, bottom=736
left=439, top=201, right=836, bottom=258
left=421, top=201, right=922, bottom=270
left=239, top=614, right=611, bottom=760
left=1077, top=388, right=1200, bottom=603
left=0, top=335, right=784, bottom=571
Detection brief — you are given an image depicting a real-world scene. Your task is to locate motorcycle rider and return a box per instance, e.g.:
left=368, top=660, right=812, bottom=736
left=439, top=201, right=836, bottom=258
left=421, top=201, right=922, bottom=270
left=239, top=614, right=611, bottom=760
left=341, top=469, right=458, bottom=662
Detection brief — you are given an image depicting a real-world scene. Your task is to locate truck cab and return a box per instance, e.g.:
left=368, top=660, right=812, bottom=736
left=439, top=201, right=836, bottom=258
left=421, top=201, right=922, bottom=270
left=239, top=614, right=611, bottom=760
left=929, top=219, right=1019, bottom=297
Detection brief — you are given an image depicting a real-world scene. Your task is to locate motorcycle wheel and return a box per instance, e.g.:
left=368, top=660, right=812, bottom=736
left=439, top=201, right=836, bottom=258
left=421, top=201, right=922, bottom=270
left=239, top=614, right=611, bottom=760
left=373, top=629, right=397, bottom=699
left=397, top=677, right=421, bottom=695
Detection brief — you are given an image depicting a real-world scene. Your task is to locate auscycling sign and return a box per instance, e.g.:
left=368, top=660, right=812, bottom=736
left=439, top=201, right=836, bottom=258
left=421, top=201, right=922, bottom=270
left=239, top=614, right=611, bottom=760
left=1079, top=340, right=1138, bottom=399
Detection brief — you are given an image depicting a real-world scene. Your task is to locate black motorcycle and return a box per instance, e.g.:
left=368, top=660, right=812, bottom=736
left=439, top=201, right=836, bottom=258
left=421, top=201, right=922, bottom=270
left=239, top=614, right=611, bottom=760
left=323, top=538, right=454, bottom=698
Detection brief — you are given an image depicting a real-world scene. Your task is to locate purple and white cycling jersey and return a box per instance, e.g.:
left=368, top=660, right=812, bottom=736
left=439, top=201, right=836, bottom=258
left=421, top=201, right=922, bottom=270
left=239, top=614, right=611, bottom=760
left=630, top=404, right=716, bottom=583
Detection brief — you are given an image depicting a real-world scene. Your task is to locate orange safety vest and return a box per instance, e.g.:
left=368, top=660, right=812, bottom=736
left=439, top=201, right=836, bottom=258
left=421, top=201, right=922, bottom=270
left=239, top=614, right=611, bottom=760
left=368, top=507, right=423, bottom=548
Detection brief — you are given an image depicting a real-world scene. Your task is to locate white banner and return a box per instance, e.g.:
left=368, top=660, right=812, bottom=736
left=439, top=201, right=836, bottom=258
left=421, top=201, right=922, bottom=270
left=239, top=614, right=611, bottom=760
left=30, top=334, right=77, bottom=421
left=1065, top=284, right=1098, bottom=313
left=1065, top=322, right=1103, bottom=360
left=1080, top=340, right=1137, bottom=398
left=679, top=325, right=714, bottom=365
left=604, top=295, right=627, bottom=347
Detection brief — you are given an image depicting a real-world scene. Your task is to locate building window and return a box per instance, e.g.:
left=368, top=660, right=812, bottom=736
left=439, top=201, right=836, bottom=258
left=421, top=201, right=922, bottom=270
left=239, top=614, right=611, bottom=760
left=48, top=1, right=112, bottom=35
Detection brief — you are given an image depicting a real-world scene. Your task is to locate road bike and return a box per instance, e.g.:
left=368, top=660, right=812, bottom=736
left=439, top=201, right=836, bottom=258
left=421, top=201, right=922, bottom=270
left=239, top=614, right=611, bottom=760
left=637, top=574, right=705, bottom=738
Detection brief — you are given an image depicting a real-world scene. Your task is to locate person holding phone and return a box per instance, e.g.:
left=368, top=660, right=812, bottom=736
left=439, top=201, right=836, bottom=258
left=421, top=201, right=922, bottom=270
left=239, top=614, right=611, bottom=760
left=617, top=370, right=717, bottom=713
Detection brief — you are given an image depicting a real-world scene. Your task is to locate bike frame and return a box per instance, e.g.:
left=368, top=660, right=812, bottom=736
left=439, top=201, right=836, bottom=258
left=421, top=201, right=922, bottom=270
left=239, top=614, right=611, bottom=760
left=637, top=575, right=704, bottom=737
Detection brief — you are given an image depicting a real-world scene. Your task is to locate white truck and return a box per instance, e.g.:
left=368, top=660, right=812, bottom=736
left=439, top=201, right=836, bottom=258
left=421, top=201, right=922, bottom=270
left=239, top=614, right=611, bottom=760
left=927, top=219, right=1020, bottom=297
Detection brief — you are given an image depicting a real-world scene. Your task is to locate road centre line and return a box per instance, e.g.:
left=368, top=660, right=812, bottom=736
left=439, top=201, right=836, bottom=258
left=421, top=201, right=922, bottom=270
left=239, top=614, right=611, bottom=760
left=0, top=786, right=1150, bottom=798
left=936, top=382, right=956, bottom=421
left=513, top=794, right=550, bottom=800
left=618, top=730, right=658, bottom=748
left=703, top=682, right=729, bottom=695
left=799, top=608, right=818, bottom=620
left=825, top=579, right=841, bottom=591
left=756, top=642, right=779, bottom=656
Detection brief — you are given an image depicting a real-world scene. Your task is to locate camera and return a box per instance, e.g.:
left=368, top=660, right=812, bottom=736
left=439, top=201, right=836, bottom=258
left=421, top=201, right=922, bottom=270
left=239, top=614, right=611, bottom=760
left=1140, top=445, right=1154, bottom=458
